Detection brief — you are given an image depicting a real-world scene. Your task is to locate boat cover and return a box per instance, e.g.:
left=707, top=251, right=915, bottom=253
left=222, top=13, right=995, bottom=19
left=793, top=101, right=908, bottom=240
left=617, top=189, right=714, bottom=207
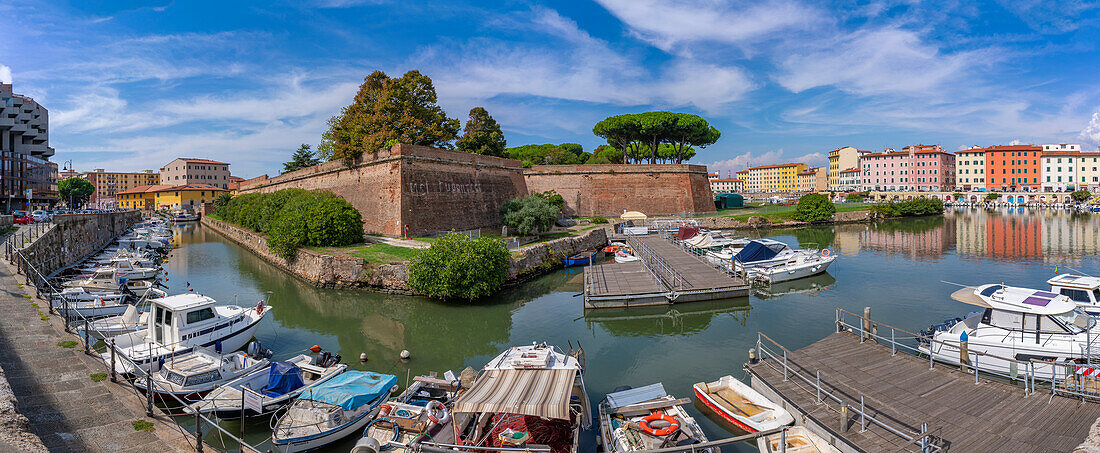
left=733, top=241, right=780, bottom=263
left=687, top=233, right=713, bottom=249
left=453, top=368, right=577, bottom=420
left=677, top=226, right=700, bottom=240
left=265, top=361, right=305, bottom=397
left=605, top=383, right=667, bottom=409
left=300, top=371, right=397, bottom=411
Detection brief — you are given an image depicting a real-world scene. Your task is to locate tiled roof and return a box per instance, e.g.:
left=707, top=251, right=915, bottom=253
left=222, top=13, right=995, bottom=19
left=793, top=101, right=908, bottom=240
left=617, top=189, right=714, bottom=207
left=987, top=144, right=1041, bottom=151
left=746, top=163, right=805, bottom=170
left=116, top=184, right=225, bottom=195
left=712, top=178, right=742, bottom=182
left=172, top=158, right=231, bottom=165
left=839, top=168, right=861, bottom=173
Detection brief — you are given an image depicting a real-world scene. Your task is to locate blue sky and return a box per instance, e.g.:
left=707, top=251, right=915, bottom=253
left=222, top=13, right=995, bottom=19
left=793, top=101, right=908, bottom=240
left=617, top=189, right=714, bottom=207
left=2, top=0, right=1100, bottom=178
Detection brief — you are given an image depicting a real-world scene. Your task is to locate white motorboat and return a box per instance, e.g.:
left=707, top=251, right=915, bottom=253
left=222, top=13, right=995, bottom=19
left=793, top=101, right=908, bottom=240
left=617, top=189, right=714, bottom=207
left=730, top=240, right=819, bottom=276
left=756, top=426, right=840, bottom=453
left=356, top=373, right=462, bottom=453
left=598, top=383, right=712, bottom=453
left=76, top=258, right=161, bottom=280
left=614, top=250, right=641, bottom=263
left=752, top=251, right=835, bottom=284
left=117, top=237, right=167, bottom=250
left=87, top=250, right=159, bottom=268
left=186, top=353, right=347, bottom=419
left=272, top=370, right=398, bottom=453
left=1048, top=274, right=1100, bottom=315
left=173, top=212, right=200, bottom=222
left=102, top=293, right=270, bottom=374
left=919, top=284, right=1096, bottom=378
left=51, top=290, right=130, bottom=318
left=445, top=343, right=591, bottom=453
left=62, top=267, right=157, bottom=291
left=692, top=375, right=793, bottom=433
left=133, top=345, right=270, bottom=403
left=81, top=304, right=148, bottom=340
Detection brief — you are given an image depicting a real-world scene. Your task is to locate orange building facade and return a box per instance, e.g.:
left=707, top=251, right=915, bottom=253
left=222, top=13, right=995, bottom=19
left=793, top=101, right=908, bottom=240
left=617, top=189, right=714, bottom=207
left=985, top=145, right=1041, bottom=191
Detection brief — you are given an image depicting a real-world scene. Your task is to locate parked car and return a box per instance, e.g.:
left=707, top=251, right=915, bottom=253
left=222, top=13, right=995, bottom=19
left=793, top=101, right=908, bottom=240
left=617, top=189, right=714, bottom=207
left=31, top=210, right=50, bottom=222
left=11, top=211, right=31, bottom=224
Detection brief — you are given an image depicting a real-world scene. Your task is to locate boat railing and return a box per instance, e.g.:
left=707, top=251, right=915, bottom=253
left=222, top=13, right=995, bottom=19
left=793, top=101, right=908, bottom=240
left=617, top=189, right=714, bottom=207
left=754, top=331, right=944, bottom=452
left=834, top=307, right=1100, bottom=403
left=6, top=247, right=269, bottom=452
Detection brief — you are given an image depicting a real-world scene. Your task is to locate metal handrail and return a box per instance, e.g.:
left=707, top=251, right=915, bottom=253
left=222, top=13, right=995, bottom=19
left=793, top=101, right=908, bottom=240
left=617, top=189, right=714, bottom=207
left=755, top=332, right=941, bottom=452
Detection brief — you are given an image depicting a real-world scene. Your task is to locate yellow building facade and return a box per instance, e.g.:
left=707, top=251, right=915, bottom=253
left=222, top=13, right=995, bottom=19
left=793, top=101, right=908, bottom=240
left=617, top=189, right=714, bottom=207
left=739, top=163, right=809, bottom=192
left=117, top=184, right=226, bottom=212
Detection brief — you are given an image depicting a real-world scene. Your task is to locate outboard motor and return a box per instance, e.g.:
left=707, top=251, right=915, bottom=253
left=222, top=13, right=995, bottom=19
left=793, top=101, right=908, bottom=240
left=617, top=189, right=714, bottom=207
left=351, top=436, right=381, bottom=453
left=247, top=340, right=262, bottom=359
left=317, top=351, right=332, bottom=367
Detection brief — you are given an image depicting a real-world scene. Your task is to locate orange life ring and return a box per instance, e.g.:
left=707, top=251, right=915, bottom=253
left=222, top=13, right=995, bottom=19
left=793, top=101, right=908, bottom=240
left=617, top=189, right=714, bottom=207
left=256, top=301, right=264, bottom=314
left=821, top=248, right=831, bottom=257
left=639, top=411, right=679, bottom=437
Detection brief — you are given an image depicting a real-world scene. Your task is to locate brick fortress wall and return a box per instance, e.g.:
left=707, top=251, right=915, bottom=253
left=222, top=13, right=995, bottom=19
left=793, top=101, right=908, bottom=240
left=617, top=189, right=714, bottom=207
left=523, top=164, right=716, bottom=217
left=238, top=144, right=527, bottom=237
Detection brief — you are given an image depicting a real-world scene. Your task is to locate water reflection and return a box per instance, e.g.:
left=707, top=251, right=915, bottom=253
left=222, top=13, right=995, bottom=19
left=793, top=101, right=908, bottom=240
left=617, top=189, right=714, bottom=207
left=752, top=273, right=837, bottom=300
left=583, top=297, right=751, bottom=337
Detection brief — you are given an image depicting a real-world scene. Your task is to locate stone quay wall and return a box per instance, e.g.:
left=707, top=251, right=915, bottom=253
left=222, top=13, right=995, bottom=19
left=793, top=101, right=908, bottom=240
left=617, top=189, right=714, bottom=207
left=523, top=164, right=716, bottom=217
left=15, top=211, right=142, bottom=278
left=238, top=144, right=528, bottom=237
left=202, top=216, right=607, bottom=291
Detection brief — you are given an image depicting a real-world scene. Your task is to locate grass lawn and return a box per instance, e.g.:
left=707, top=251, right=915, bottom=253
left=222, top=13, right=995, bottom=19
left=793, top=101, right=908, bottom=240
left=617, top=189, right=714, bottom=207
left=309, top=243, right=421, bottom=264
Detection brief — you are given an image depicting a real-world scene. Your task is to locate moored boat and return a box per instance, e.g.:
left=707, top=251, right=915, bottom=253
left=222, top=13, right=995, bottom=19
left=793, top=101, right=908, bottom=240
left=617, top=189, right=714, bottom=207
left=753, top=251, right=835, bottom=284
left=186, top=353, right=346, bottom=419
left=355, top=372, right=463, bottom=453
left=598, top=383, right=711, bottom=453
left=563, top=250, right=598, bottom=267
left=134, top=345, right=270, bottom=403
left=1048, top=274, right=1100, bottom=315
left=692, top=375, right=793, bottom=433
left=756, top=426, right=840, bottom=453
left=272, top=370, right=398, bottom=453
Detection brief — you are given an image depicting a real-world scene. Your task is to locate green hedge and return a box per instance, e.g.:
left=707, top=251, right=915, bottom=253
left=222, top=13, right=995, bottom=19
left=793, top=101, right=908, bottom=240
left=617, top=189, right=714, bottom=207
left=407, top=232, right=510, bottom=300
left=217, top=189, right=363, bottom=258
left=869, top=198, right=944, bottom=218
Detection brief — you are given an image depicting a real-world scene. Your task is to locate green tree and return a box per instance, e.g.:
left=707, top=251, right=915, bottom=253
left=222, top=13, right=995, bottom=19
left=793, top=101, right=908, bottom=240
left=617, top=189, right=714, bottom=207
left=534, top=190, right=565, bottom=210
left=500, top=195, right=559, bottom=236
left=455, top=107, right=506, bottom=157
left=984, top=193, right=1001, bottom=202
left=592, top=111, right=719, bottom=164
left=585, top=145, right=623, bottom=164
left=1071, top=190, right=1092, bottom=202
left=320, top=70, right=460, bottom=161
left=407, top=233, right=510, bottom=300
left=58, top=177, right=94, bottom=208
left=793, top=193, right=836, bottom=223
left=213, top=193, right=233, bottom=211
left=282, top=144, right=322, bottom=174
left=504, top=143, right=587, bottom=167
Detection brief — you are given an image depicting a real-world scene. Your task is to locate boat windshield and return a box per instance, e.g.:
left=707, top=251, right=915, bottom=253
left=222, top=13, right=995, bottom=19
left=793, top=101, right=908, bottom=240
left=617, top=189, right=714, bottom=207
left=1050, top=310, right=1090, bottom=334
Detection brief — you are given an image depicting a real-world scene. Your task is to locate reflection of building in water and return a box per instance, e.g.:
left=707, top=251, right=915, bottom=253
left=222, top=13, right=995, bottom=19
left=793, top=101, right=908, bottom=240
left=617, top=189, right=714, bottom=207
left=1040, top=213, right=1100, bottom=261
left=952, top=210, right=987, bottom=257
left=858, top=216, right=953, bottom=259
left=985, top=214, right=1042, bottom=260
left=831, top=224, right=866, bottom=256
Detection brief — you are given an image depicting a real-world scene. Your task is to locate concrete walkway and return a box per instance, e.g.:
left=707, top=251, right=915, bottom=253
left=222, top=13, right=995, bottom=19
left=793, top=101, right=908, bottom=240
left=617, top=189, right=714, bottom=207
left=0, top=259, right=199, bottom=452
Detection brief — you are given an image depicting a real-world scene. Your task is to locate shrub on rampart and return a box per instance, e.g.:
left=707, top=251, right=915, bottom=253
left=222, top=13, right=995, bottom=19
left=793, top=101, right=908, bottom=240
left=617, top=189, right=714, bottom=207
left=407, top=232, right=510, bottom=300
left=216, top=189, right=363, bottom=258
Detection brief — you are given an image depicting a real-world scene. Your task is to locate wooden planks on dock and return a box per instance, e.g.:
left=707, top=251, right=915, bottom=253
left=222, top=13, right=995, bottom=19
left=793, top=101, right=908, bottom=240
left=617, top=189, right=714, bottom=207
left=630, top=236, right=746, bottom=291
left=747, top=332, right=1100, bottom=452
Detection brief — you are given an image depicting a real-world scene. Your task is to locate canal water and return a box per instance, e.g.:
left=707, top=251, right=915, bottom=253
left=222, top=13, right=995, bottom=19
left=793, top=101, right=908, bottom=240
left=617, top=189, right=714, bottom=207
left=163, top=208, right=1100, bottom=452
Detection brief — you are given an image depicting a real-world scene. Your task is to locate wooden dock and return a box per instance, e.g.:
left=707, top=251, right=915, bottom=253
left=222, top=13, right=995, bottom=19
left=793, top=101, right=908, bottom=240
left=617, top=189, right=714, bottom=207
left=746, top=331, right=1100, bottom=452
left=583, top=235, right=749, bottom=308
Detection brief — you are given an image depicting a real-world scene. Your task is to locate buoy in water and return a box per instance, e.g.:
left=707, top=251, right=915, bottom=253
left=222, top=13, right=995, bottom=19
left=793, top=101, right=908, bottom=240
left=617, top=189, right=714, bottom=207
left=310, top=345, right=322, bottom=353
left=359, top=352, right=368, bottom=362
left=400, top=350, right=411, bottom=360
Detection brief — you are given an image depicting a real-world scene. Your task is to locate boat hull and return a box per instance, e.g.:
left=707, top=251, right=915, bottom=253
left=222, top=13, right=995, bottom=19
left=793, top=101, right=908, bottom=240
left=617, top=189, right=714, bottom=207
left=759, top=257, right=834, bottom=284
left=692, top=376, right=793, bottom=434
left=274, top=409, right=376, bottom=453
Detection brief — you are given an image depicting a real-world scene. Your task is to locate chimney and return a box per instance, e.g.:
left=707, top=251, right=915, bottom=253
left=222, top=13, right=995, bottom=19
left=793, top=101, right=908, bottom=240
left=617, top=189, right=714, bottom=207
left=727, top=170, right=731, bottom=178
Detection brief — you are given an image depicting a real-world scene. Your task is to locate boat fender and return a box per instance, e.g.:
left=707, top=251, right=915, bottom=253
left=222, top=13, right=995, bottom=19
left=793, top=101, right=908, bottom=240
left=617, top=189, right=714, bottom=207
left=639, top=411, right=679, bottom=437
left=351, top=435, right=383, bottom=453
left=310, top=345, right=322, bottom=353
left=256, top=301, right=264, bottom=315
left=426, top=400, right=451, bottom=425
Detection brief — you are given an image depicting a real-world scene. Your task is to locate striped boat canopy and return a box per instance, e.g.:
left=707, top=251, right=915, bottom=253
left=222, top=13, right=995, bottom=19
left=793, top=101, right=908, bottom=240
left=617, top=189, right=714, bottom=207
left=453, top=368, right=577, bottom=420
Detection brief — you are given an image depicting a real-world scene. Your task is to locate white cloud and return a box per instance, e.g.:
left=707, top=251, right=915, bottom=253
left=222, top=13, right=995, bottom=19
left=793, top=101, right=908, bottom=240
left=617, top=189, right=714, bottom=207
left=593, top=0, right=825, bottom=52
left=995, top=0, right=1099, bottom=33
left=1080, top=111, right=1100, bottom=145
left=1008, top=139, right=1024, bottom=145
left=0, top=65, right=11, bottom=84
left=776, top=27, right=981, bottom=96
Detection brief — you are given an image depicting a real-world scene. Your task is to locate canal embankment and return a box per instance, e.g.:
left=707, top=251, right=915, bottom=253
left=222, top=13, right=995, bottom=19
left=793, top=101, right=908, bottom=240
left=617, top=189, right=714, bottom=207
left=12, top=211, right=142, bottom=278
left=201, top=215, right=607, bottom=292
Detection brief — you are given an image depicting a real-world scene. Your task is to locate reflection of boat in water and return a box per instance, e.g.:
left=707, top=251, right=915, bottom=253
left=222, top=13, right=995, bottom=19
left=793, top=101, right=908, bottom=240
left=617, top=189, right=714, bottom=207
left=583, top=298, right=751, bottom=336
left=752, top=274, right=836, bottom=300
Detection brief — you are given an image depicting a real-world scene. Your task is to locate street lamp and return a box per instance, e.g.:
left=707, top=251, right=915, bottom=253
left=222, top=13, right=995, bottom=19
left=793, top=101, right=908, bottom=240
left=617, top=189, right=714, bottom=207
left=61, top=160, right=73, bottom=209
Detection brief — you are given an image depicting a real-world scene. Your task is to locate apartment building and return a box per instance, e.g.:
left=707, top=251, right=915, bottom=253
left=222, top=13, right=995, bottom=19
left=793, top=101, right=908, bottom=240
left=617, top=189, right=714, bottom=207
left=837, top=168, right=861, bottom=191
left=985, top=145, right=1041, bottom=192
left=117, top=183, right=228, bottom=212
left=160, top=158, right=232, bottom=189
left=1, top=83, right=58, bottom=211
left=737, top=163, right=808, bottom=192
left=827, top=146, right=870, bottom=191
left=797, top=166, right=827, bottom=192
left=710, top=178, right=743, bottom=193
left=860, top=144, right=954, bottom=192
left=1040, top=144, right=1100, bottom=192
left=84, top=169, right=160, bottom=207
left=955, top=146, right=987, bottom=191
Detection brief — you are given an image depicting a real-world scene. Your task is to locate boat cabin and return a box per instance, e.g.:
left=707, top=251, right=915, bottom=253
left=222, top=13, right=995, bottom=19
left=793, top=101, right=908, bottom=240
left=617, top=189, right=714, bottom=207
left=148, top=294, right=247, bottom=348
left=951, top=284, right=1090, bottom=341
left=1048, top=274, right=1100, bottom=310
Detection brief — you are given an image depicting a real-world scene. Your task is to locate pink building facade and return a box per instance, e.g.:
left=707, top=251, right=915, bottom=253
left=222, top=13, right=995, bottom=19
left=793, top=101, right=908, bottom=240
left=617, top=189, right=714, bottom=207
left=861, top=144, right=955, bottom=191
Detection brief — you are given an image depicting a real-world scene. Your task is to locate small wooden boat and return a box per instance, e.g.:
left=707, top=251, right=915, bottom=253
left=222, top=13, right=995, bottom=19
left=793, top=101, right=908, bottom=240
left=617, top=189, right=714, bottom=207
left=692, top=375, right=792, bottom=433
left=355, top=373, right=462, bottom=453
left=756, top=426, right=840, bottom=453
left=563, top=250, right=598, bottom=267
left=599, top=383, right=712, bottom=453
left=273, top=371, right=398, bottom=453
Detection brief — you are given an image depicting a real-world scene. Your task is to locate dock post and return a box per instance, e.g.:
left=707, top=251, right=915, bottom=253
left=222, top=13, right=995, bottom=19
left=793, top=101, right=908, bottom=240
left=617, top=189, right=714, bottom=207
left=780, top=427, right=787, bottom=453
left=816, top=371, right=821, bottom=403
left=195, top=410, right=204, bottom=453
left=783, top=350, right=788, bottom=381
left=862, top=307, right=871, bottom=342
left=748, top=348, right=757, bottom=364
left=975, top=355, right=980, bottom=384
left=83, top=318, right=90, bottom=355
left=146, top=371, right=154, bottom=417
left=891, top=328, right=896, bottom=355
left=839, top=402, right=848, bottom=433
left=959, top=331, right=970, bottom=370
left=110, top=338, right=117, bottom=383
left=859, top=395, right=865, bottom=432
left=64, top=298, right=71, bottom=333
